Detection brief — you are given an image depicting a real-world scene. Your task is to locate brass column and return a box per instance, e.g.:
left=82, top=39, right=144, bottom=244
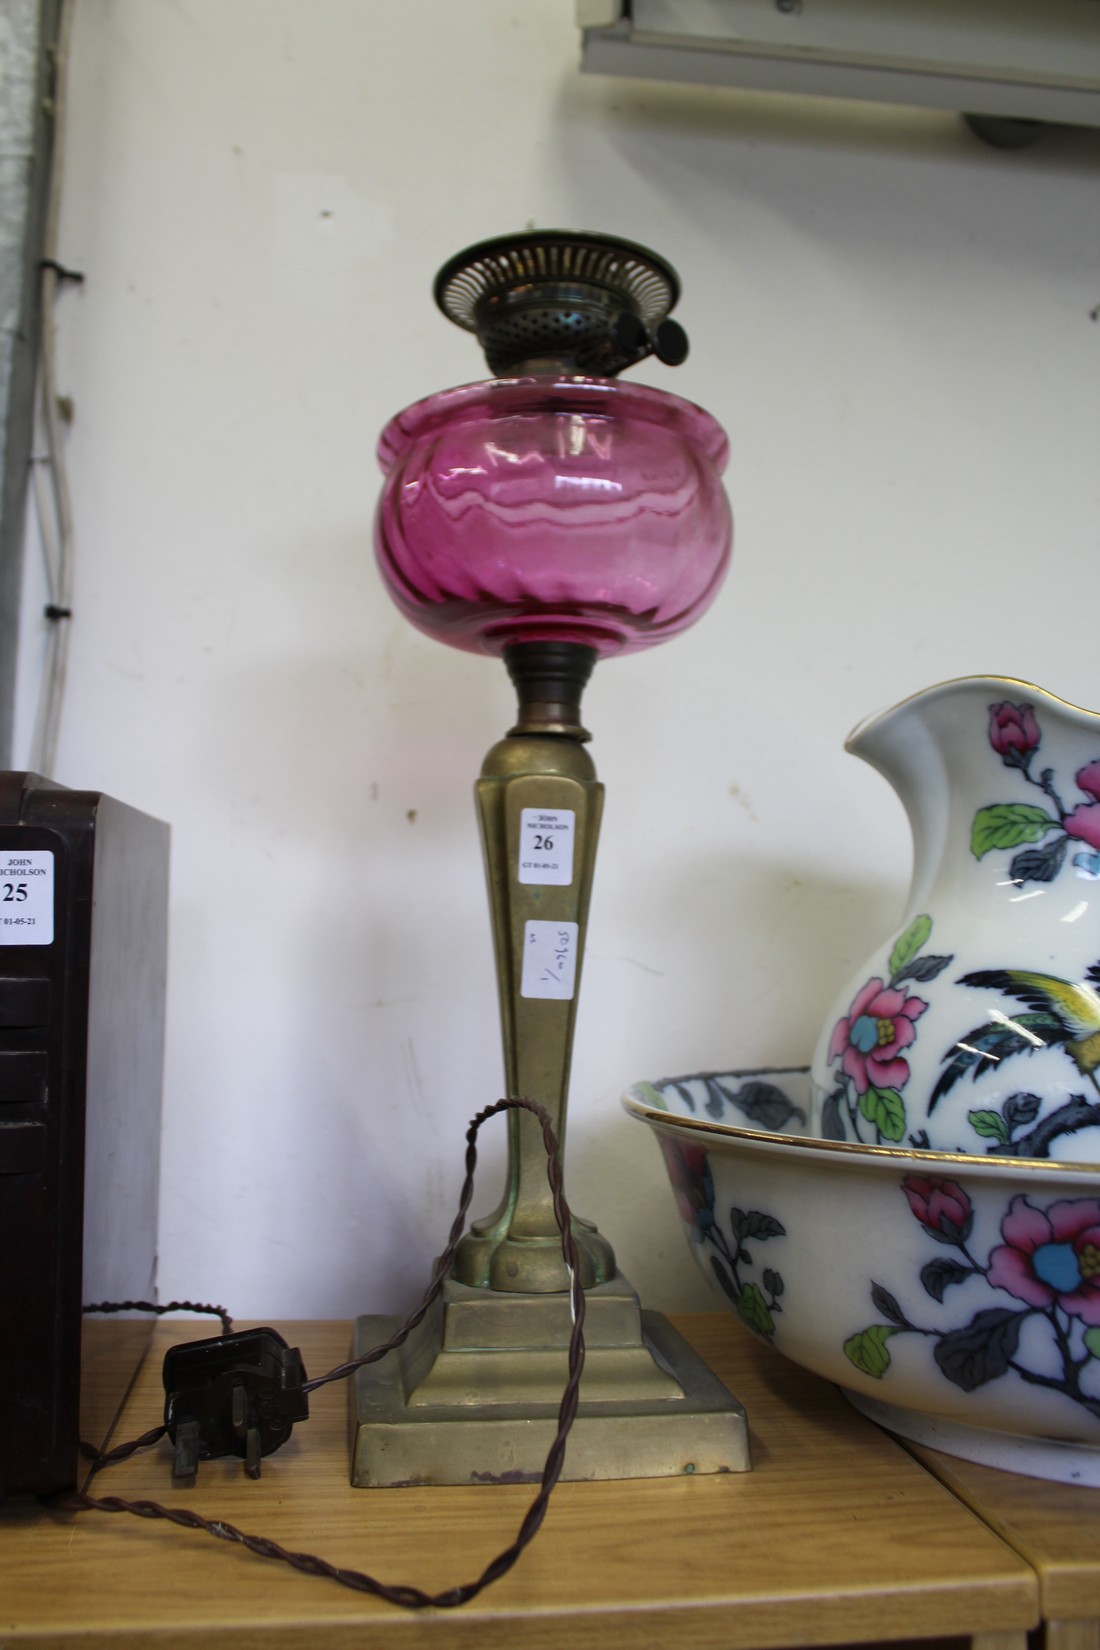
left=453, top=642, right=615, bottom=1294
left=350, top=642, right=750, bottom=1487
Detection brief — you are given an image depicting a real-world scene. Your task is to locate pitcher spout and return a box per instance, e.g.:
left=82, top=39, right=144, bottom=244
left=843, top=679, right=961, bottom=917
left=845, top=675, right=1100, bottom=922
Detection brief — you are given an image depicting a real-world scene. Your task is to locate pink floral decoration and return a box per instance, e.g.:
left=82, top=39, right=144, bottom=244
left=1064, top=805, right=1100, bottom=851
left=1065, top=762, right=1100, bottom=851
left=658, top=1138, right=712, bottom=1234
left=1076, top=761, right=1100, bottom=800
left=902, top=1175, right=973, bottom=1243
left=828, top=978, right=928, bottom=1094
left=987, top=1194, right=1100, bottom=1324
left=988, top=702, right=1040, bottom=760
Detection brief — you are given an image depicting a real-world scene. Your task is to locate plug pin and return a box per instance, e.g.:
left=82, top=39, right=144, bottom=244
left=245, top=1424, right=262, bottom=1481
left=172, top=1418, right=200, bottom=1482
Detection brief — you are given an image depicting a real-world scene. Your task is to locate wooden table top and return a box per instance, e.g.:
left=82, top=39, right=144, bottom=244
left=0, top=1314, right=1038, bottom=1650
left=911, top=1441, right=1100, bottom=1629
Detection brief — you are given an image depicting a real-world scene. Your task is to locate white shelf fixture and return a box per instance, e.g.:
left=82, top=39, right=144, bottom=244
left=577, top=0, right=1100, bottom=130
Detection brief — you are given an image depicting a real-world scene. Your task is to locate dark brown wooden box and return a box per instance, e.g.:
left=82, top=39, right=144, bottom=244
left=0, top=773, right=168, bottom=1495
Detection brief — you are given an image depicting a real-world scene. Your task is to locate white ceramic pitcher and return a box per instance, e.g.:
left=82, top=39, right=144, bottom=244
left=810, top=676, right=1100, bottom=1161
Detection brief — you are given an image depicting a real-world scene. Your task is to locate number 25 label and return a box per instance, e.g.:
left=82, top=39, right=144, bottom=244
left=0, top=851, right=53, bottom=944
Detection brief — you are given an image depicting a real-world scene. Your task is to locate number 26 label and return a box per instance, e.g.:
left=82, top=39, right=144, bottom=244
left=518, top=809, right=575, bottom=886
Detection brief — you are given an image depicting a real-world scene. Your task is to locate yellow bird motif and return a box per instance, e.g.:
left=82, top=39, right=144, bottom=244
left=962, top=968, right=1100, bottom=1076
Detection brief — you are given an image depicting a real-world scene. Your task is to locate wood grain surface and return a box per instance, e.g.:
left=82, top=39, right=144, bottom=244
left=0, top=1314, right=1038, bottom=1650
left=910, top=1441, right=1100, bottom=1632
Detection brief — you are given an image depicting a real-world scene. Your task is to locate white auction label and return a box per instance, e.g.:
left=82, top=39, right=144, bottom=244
left=0, top=851, right=54, bottom=944
left=520, top=920, right=578, bottom=1000
left=518, top=808, right=575, bottom=886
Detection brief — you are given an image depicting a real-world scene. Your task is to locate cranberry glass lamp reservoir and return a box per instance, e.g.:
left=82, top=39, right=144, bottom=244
left=352, top=232, right=747, bottom=1487
left=374, top=376, right=731, bottom=660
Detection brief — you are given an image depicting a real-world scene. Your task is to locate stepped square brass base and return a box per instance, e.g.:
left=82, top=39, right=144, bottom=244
left=349, top=1272, right=750, bottom=1486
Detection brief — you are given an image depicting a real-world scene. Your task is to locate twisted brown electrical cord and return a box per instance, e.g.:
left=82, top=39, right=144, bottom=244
left=84, top=1300, right=234, bottom=1335
left=79, top=1303, right=232, bottom=1467
left=303, top=1096, right=582, bottom=1396
left=61, top=1097, right=587, bottom=1611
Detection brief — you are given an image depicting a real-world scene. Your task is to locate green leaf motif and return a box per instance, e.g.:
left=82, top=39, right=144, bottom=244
left=636, top=1083, right=670, bottom=1111
left=737, top=1282, right=776, bottom=1339
left=968, top=1108, right=1010, bottom=1144
left=859, top=1085, right=906, bottom=1142
left=1084, top=1327, right=1100, bottom=1362
left=889, top=914, right=932, bottom=981
left=971, top=803, right=1058, bottom=860
left=843, top=1324, right=898, bottom=1378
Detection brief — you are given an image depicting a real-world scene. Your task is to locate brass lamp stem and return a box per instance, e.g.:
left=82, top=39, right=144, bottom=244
left=451, top=641, right=616, bottom=1294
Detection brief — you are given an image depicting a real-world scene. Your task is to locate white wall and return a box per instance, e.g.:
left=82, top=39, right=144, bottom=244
left=17, top=0, right=1100, bottom=1319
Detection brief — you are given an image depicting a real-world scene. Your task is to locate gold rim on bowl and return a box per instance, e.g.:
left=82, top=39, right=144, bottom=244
left=623, top=1073, right=1100, bottom=1181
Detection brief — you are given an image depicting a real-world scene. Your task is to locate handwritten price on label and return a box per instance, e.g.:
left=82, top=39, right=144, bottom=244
left=521, top=920, right=578, bottom=1000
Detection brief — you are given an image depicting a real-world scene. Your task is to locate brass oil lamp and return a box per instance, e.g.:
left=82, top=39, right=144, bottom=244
left=351, top=231, right=749, bottom=1485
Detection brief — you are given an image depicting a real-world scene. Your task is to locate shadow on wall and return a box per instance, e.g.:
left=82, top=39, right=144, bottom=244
left=557, top=65, right=1100, bottom=174
left=567, top=853, right=902, bottom=1312
left=594, top=846, right=905, bottom=1076
left=550, top=67, right=1100, bottom=323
